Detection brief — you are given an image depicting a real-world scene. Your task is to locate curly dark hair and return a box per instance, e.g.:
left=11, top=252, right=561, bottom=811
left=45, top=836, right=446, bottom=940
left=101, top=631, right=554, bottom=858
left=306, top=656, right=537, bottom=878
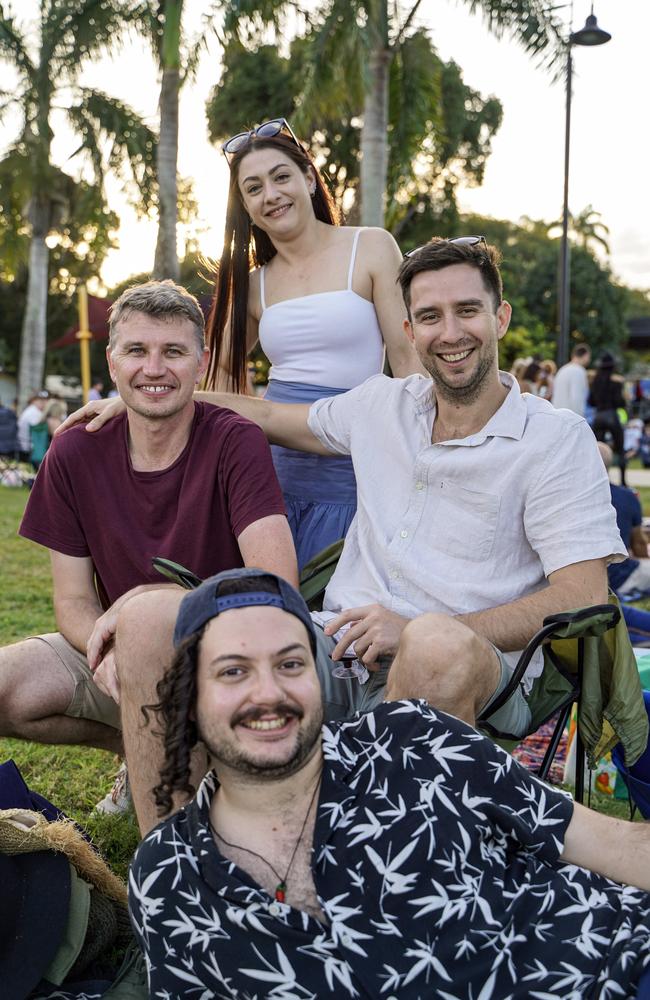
left=145, top=630, right=203, bottom=817
left=146, top=573, right=284, bottom=816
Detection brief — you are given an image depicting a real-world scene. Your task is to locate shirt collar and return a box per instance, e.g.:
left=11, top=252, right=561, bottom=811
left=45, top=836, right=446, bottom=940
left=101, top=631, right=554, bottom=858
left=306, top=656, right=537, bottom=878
left=406, top=370, right=526, bottom=445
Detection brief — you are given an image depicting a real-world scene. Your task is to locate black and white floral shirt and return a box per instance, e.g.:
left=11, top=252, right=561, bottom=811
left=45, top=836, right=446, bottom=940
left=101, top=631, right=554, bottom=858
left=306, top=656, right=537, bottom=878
left=129, top=701, right=650, bottom=999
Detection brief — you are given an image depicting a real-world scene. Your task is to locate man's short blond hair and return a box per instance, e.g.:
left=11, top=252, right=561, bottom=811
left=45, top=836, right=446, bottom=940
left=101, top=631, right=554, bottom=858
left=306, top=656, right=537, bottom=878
left=108, top=280, right=205, bottom=355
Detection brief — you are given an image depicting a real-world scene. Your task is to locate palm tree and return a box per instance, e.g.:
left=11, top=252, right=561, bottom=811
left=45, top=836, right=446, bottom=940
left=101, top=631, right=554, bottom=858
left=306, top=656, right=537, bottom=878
left=546, top=204, right=611, bottom=255
left=301, top=0, right=566, bottom=226
left=0, top=1, right=156, bottom=408
left=147, top=0, right=289, bottom=280
left=571, top=204, right=610, bottom=255
left=150, top=0, right=183, bottom=281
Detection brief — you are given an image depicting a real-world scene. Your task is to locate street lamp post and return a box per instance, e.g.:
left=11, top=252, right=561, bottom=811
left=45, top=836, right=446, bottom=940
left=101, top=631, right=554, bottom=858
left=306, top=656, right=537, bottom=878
left=557, top=8, right=611, bottom=367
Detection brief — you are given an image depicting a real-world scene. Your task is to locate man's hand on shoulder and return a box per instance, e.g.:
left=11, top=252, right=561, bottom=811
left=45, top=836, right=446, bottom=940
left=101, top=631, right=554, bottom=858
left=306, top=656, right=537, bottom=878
left=324, top=604, right=409, bottom=666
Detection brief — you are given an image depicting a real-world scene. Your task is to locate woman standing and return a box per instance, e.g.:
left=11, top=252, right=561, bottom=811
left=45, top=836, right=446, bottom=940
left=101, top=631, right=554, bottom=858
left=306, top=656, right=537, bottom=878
left=205, top=118, right=423, bottom=567
left=589, top=352, right=628, bottom=486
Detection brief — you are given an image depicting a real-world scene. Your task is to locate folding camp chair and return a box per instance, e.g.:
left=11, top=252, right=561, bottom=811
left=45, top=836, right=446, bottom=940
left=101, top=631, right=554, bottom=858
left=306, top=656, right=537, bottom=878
left=478, top=598, right=649, bottom=804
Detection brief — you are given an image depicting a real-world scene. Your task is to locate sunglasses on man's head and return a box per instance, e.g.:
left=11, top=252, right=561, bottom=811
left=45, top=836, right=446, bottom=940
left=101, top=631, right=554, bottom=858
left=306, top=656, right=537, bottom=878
left=222, top=118, right=302, bottom=164
left=403, top=235, right=488, bottom=259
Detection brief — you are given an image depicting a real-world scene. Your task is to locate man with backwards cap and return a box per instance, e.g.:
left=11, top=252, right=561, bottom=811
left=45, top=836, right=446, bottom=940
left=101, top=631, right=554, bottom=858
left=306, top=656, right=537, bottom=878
left=129, top=567, right=650, bottom=1000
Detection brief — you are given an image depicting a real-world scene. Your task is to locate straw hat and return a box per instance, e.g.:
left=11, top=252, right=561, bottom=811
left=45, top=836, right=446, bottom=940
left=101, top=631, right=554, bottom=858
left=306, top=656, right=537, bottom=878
left=0, top=808, right=127, bottom=904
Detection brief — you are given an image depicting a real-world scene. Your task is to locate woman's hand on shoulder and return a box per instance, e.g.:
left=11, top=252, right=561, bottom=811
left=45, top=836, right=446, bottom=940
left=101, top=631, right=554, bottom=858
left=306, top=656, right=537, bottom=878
left=54, top=395, right=126, bottom=435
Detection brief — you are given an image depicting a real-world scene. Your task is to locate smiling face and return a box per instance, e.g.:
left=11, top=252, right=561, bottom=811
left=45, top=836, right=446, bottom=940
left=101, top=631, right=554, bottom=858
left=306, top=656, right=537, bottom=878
left=107, top=313, right=209, bottom=421
left=404, top=263, right=512, bottom=404
left=236, top=146, right=316, bottom=236
left=195, top=606, right=323, bottom=780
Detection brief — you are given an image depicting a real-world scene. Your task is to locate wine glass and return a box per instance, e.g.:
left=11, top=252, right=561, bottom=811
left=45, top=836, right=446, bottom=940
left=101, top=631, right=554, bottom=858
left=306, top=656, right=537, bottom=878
left=330, top=654, right=369, bottom=682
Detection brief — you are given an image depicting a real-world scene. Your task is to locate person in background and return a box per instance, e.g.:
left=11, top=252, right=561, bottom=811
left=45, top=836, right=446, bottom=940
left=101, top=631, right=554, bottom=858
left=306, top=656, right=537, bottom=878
left=639, top=419, right=650, bottom=468
left=88, top=378, right=104, bottom=401
left=539, top=358, right=556, bottom=400
left=598, top=442, right=650, bottom=597
left=520, top=360, right=545, bottom=395
left=17, top=391, right=49, bottom=462
left=205, top=117, right=424, bottom=568
left=552, top=342, right=591, bottom=416
left=589, top=352, right=628, bottom=486
left=29, top=397, right=68, bottom=471
left=509, top=357, right=529, bottom=392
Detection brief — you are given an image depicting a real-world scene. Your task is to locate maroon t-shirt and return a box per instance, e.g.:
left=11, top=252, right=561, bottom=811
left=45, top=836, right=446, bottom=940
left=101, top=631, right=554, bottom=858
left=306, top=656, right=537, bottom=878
left=20, top=402, right=286, bottom=607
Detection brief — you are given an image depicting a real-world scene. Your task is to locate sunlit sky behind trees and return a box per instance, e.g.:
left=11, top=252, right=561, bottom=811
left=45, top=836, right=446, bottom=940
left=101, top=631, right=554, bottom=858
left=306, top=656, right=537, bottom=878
left=3, top=1, right=648, bottom=292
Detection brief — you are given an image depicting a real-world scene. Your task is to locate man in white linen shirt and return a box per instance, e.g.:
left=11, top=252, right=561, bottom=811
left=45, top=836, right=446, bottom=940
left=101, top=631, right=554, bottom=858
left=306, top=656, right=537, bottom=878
left=551, top=342, right=591, bottom=415
left=189, top=237, right=622, bottom=738
left=76, top=239, right=624, bottom=822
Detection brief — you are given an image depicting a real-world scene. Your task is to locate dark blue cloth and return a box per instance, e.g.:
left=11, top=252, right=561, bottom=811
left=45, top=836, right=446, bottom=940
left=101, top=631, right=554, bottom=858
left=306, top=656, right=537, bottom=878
left=264, top=380, right=356, bottom=570
left=608, top=484, right=642, bottom=591
left=0, top=759, right=65, bottom=822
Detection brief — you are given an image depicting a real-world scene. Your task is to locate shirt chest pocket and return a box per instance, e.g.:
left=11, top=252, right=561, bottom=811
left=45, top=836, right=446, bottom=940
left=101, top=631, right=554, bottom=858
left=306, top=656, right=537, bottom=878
left=431, top=481, right=501, bottom=562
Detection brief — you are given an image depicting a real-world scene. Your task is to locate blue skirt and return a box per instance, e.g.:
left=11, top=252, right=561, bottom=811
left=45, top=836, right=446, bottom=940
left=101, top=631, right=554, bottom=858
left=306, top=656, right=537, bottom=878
left=264, top=380, right=357, bottom=570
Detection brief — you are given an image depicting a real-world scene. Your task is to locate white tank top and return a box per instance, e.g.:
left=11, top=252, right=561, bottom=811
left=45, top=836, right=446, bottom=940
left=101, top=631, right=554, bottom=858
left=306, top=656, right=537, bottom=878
left=258, top=229, right=385, bottom=389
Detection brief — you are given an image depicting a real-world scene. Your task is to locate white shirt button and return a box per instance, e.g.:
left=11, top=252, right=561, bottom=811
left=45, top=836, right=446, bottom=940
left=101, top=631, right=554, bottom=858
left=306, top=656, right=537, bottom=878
left=268, top=903, right=281, bottom=916
left=400, top=529, right=408, bottom=538
left=415, top=481, right=424, bottom=490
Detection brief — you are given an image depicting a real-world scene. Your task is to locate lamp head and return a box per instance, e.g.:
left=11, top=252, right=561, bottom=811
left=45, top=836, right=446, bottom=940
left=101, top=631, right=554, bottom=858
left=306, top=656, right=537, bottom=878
left=570, top=13, right=611, bottom=47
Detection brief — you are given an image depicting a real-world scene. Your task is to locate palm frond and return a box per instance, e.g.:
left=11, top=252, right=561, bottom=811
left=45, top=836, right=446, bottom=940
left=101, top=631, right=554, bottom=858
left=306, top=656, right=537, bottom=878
left=65, top=88, right=157, bottom=208
left=43, top=0, right=150, bottom=69
left=464, top=0, right=567, bottom=71
left=0, top=10, right=35, bottom=82
left=297, top=0, right=369, bottom=122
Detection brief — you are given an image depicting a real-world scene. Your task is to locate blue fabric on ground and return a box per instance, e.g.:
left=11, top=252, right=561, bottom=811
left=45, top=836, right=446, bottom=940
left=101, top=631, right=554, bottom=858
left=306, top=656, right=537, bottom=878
left=609, top=483, right=643, bottom=592
left=622, top=603, right=650, bottom=645
left=0, top=758, right=66, bottom=822
left=264, top=380, right=356, bottom=569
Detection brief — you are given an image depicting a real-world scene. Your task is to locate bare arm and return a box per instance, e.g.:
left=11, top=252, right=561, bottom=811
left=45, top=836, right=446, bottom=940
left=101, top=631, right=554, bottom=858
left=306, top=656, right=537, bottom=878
left=194, top=390, right=332, bottom=455
left=238, top=514, right=299, bottom=588
left=456, top=558, right=608, bottom=652
left=561, top=801, right=650, bottom=891
left=364, top=228, right=427, bottom=379
left=50, top=550, right=104, bottom=652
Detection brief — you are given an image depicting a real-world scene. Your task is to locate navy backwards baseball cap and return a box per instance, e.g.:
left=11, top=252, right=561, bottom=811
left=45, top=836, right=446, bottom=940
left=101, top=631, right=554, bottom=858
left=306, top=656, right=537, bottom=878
left=173, top=568, right=318, bottom=655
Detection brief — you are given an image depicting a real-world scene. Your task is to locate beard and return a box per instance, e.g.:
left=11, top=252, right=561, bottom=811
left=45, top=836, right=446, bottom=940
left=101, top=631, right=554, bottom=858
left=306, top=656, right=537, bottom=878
left=198, top=700, right=324, bottom=780
left=419, top=343, right=496, bottom=406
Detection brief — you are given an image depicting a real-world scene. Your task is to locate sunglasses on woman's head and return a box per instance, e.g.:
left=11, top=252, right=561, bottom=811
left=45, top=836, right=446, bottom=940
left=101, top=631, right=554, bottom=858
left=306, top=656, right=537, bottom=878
left=403, top=235, right=488, bottom=259
left=222, top=118, right=302, bottom=164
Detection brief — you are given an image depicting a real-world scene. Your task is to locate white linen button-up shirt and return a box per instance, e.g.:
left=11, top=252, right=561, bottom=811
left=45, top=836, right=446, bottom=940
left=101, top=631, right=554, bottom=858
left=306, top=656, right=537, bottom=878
left=308, top=372, right=625, bottom=686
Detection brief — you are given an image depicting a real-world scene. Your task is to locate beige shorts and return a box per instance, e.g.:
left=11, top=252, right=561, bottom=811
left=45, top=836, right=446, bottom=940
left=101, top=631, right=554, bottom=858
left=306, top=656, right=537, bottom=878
left=32, top=633, right=121, bottom=731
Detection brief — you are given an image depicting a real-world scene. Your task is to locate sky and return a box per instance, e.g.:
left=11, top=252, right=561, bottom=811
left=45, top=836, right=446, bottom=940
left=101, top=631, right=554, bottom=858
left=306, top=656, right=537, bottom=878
left=2, top=1, right=648, bottom=293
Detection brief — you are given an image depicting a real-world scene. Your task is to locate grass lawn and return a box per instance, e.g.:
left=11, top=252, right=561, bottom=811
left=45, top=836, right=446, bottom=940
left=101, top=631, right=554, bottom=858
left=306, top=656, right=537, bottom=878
left=0, top=481, right=646, bottom=882
left=0, top=486, right=139, bottom=879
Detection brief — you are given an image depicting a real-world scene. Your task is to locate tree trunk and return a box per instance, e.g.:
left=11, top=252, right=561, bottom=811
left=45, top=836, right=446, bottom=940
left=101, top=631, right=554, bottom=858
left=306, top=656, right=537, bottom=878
left=17, top=218, right=49, bottom=410
left=153, top=64, right=180, bottom=280
left=359, top=43, right=391, bottom=227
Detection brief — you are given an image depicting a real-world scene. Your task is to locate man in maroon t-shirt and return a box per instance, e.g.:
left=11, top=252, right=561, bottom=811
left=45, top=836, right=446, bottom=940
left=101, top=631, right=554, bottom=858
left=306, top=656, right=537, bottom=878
left=0, top=280, right=297, bottom=825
